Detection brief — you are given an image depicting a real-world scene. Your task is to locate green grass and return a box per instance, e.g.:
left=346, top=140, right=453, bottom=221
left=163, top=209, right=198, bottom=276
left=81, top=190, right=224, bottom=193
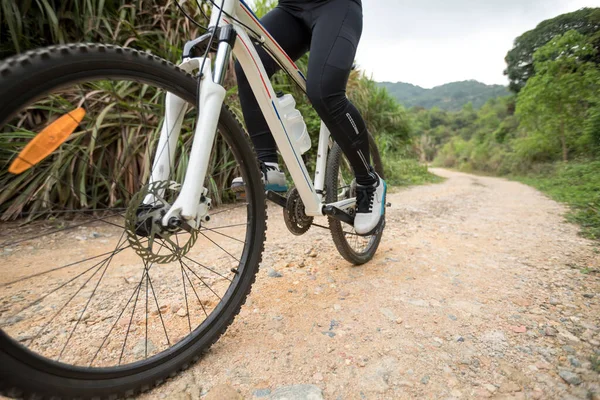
left=591, top=355, right=600, bottom=373
left=514, top=161, right=600, bottom=240
left=385, top=159, right=443, bottom=187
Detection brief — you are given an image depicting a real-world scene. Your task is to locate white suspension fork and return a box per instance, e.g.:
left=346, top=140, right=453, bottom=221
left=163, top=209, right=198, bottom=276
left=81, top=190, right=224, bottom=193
left=144, top=92, right=187, bottom=201
left=143, top=53, right=227, bottom=230
left=161, top=61, right=226, bottom=229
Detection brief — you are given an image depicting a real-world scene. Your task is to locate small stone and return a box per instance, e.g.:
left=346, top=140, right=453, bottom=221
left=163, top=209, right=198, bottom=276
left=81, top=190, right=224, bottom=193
left=205, top=384, right=242, bottom=400
left=568, top=356, right=581, bottom=367
left=500, top=382, right=521, bottom=393
left=420, top=375, right=430, bottom=385
left=558, top=370, right=581, bottom=385
left=379, top=308, right=396, bottom=321
left=253, top=389, right=271, bottom=398
left=448, top=314, right=458, bottom=321
left=563, top=345, right=576, bottom=354
left=333, top=304, right=342, bottom=311
left=90, top=231, right=101, bottom=239
left=511, top=325, right=527, bottom=333
left=396, top=318, right=403, bottom=324
left=545, top=327, right=558, bottom=337
left=583, top=294, right=594, bottom=299
left=132, top=339, right=156, bottom=358
left=549, top=298, right=561, bottom=306
left=531, top=389, right=544, bottom=400
left=535, top=361, right=551, bottom=370
left=456, top=336, right=465, bottom=343
left=176, top=308, right=187, bottom=317
left=270, top=385, right=324, bottom=400
left=559, top=330, right=581, bottom=344
left=313, top=372, right=324, bottom=382
left=267, top=268, right=283, bottom=278
left=483, top=384, right=497, bottom=394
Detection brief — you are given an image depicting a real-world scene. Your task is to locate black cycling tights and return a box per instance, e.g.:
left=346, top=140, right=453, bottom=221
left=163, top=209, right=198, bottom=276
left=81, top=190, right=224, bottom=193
left=235, top=0, right=377, bottom=186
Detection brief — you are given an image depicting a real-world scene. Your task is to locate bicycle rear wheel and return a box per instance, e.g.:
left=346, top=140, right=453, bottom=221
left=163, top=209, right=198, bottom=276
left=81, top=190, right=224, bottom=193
left=325, top=133, right=385, bottom=265
left=0, top=44, right=266, bottom=399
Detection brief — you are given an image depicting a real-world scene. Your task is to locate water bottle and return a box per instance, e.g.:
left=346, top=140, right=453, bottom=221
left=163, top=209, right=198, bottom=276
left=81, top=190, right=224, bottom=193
left=277, top=93, right=311, bottom=154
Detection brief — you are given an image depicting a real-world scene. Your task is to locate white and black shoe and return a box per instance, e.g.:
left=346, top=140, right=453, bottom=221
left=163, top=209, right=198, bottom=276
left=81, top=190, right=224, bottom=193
left=354, top=174, right=387, bottom=236
left=232, top=162, right=288, bottom=193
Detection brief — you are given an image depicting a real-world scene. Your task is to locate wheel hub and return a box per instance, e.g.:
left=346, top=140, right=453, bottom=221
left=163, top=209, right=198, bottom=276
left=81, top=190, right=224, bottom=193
left=125, top=181, right=199, bottom=264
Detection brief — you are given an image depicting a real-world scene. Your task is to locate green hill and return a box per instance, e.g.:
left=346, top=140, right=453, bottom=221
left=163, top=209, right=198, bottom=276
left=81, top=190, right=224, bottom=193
left=378, top=80, right=510, bottom=111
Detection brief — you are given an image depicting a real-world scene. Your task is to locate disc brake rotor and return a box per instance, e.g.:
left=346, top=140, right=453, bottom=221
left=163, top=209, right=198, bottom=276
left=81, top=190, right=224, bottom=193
left=125, top=180, right=199, bottom=264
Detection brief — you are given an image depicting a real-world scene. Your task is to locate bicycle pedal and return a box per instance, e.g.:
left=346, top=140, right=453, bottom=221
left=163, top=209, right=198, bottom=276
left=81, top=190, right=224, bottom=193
left=235, top=191, right=247, bottom=201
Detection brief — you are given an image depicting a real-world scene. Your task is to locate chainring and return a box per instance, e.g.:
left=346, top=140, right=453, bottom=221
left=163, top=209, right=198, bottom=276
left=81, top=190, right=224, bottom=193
left=283, top=187, right=313, bottom=236
left=125, top=180, right=199, bottom=264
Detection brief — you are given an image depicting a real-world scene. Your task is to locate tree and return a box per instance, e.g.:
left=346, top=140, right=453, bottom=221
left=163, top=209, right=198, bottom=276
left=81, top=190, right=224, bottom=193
left=504, top=8, right=600, bottom=93
left=516, top=30, right=600, bottom=162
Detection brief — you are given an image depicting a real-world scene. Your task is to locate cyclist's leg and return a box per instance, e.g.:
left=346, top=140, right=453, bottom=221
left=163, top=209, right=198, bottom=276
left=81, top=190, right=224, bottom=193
left=234, top=7, right=310, bottom=164
left=304, top=0, right=377, bottom=187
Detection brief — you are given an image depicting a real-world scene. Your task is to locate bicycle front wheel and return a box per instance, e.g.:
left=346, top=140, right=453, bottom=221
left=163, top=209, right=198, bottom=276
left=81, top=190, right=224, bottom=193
left=0, top=44, right=266, bottom=399
left=325, top=133, right=385, bottom=265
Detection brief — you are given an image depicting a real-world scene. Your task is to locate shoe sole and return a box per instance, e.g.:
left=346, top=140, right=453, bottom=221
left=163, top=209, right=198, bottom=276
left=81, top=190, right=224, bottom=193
left=232, top=183, right=288, bottom=193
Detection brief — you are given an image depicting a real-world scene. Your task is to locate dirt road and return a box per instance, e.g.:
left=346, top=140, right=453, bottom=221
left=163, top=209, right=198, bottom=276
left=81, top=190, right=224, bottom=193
left=133, top=168, right=599, bottom=399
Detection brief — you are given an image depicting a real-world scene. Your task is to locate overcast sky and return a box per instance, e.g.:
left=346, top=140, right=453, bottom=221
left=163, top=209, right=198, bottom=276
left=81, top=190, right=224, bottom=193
left=355, top=0, right=600, bottom=88
left=247, top=0, right=600, bottom=88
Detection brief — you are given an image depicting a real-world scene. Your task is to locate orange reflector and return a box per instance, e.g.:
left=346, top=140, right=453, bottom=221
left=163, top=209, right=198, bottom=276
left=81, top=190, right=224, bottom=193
left=8, top=107, right=86, bottom=174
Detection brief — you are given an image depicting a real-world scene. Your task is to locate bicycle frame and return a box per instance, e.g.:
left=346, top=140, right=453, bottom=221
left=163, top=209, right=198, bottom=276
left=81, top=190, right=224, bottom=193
left=150, top=0, right=355, bottom=229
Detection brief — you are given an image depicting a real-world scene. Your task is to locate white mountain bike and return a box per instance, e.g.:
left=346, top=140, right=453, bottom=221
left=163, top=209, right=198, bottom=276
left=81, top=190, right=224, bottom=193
left=0, top=0, right=386, bottom=398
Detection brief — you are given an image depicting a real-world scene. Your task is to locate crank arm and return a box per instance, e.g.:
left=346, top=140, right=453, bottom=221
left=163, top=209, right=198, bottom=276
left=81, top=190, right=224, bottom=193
left=322, top=205, right=354, bottom=225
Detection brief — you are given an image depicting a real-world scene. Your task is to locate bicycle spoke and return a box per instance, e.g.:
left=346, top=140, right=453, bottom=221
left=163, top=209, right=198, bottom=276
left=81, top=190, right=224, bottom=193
left=145, top=265, right=171, bottom=348
left=182, top=258, right=223, bottom=302
left=1, top=210, right=126, bottom=248
left=183, top=254, right=232, bottom=282
left=201, top=227, right=245, bottom=244
left=180, top=261, right=192, bottom=333
left=89, top=264, right=147, bottom=366
left=181, top=264, right=210, bottom=319
left=1, top=248, right=128, bottom=287
left=209, top=203, right=248, bottom=217
left=145, top=265, right=149, bottom=359
left=57, top=232, right=127, bottom=361
left=200, top=222, right=248, bottom=231
left=175, top=236, right=192, bottom=333
left=199, top=231, right=239, bottom=263
left=6, top=243, right=133, bottom=320
left=27, top=260, right=105, bottom=348
left=118, top=269, right=144, bottom=365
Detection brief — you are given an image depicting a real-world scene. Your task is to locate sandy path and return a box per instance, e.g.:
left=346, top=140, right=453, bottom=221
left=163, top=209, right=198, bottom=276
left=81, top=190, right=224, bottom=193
left=136, top=168, right=599, bottom=399
left=1, top=168, right=599, bottom=400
